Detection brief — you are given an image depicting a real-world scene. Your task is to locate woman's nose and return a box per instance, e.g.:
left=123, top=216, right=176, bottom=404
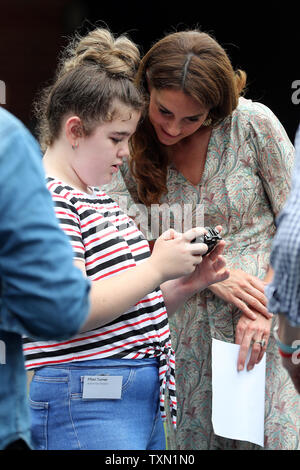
left=165, top=121, right=181, bottom=136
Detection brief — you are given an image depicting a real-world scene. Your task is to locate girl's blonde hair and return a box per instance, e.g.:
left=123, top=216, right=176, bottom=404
left=34, top=28, right=144, bottom=150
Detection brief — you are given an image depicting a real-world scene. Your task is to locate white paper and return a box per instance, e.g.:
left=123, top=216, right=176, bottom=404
left=212, top=338, right=266, bottom=447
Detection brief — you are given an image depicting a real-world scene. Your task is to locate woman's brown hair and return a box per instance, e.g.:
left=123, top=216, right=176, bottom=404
left=130, top=30, right=247, bottom=206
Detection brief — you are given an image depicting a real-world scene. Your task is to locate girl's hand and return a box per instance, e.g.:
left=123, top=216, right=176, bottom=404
left=178, top=239, right=229, bottom=293
left=158, top=226, right=229, bottom=316
left=150, top=227, right=208, bottom=283
left=208, top=268, right=273, bottom=321
left=235, top=313, right=272, bottom=371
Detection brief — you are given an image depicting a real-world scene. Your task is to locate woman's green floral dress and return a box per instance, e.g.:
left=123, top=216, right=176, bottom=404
left=104, top=98, right=300, bottom=449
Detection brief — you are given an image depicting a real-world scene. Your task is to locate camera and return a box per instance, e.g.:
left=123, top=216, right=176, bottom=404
left=191, top=227, right=222, bottom=256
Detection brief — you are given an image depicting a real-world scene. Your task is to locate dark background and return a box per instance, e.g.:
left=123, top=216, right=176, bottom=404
left=0, top=0, right=299, bottom=142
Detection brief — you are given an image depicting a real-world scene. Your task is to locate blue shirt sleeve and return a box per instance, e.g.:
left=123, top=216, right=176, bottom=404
left=266, top=124, right=300, bottom=326
left=0, top=108, right=90, bottom=339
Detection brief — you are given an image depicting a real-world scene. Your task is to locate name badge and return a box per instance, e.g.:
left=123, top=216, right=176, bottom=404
left=82, top=375, right=123, bottom=399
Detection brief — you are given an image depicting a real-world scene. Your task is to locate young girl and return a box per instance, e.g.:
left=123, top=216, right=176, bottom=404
left=23, top=28, right=228, bottom=450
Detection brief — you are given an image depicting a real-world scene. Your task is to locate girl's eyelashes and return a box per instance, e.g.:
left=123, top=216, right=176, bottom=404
left=111, top=137, right=123, bottom=144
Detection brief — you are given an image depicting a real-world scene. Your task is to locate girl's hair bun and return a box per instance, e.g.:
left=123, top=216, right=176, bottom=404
left=59, top=28, right=140, bottom=81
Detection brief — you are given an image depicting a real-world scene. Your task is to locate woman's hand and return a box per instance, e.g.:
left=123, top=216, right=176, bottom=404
left=235, top=313, right=272, bottom=371
left=208, top=268, right=273, bottom=321
left=178, top=239, right=229, bottom=294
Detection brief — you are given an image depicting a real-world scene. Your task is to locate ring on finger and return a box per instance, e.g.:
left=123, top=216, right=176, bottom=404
left=253, top=339, right=266, bottom=348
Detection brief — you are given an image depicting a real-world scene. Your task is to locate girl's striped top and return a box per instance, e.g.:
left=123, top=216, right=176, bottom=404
left=23, top=177, right=177, bottom=426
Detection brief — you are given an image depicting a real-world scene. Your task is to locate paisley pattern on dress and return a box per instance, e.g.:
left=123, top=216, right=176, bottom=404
left=103, top=98, right=300, bottom=450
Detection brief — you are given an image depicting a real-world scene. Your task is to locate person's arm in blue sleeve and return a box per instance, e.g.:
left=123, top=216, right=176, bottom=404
left=0, top=109, right=90, bottom=340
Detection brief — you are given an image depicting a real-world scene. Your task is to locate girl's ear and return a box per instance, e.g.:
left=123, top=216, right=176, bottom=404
left=65, top=116, right=84, bottom=147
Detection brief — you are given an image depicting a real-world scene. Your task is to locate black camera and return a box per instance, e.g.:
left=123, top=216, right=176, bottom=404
left=191, top=227, right=222, bottom=256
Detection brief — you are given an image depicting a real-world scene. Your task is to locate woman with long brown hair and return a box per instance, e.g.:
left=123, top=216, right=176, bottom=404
left=105, top=29, right=300, bottom=449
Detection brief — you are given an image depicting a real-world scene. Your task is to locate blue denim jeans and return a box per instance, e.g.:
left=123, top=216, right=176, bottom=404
left=29, top=358, right=166, bottom=450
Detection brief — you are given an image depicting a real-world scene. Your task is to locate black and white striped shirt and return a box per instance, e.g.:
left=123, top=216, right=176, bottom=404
left=23, top=178, right=177, bottom=426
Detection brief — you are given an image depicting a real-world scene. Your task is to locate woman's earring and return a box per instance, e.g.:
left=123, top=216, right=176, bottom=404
left=72, top=142, right=79, bottom=151
left=202, top=116, right=212, bottom=127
